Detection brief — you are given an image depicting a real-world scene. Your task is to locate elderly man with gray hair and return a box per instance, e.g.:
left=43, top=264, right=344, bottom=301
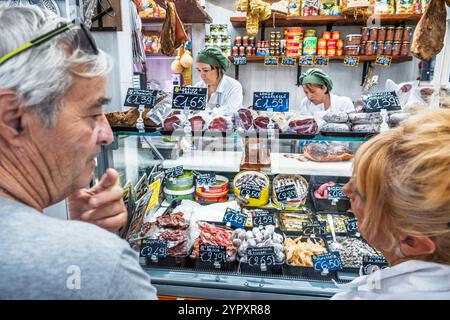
left=0, top=6, right=157, bottom=299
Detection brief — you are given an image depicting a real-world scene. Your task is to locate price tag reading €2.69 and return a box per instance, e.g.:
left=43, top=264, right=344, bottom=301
left=312, top=252, right=343, bottom=272
left=140, top=239, right=167, bottom=258
left=223, top=208, right=247, bottom=229
left=199, top=245, right=227, bottom=264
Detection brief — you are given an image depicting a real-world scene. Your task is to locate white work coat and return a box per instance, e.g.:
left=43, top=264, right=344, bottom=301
left=332, top=260, right=450, bottom=300
left=194, top=75, right=243, bottom=116
left=298, top=93, right=355, bottom=128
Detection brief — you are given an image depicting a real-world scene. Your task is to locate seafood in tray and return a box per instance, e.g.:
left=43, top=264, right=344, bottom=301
left=278, top=210, right=315, bottom=233
left=191, top=222, right=236, bottom=262
left=233, top=171, right=270, bottom=207
left=232, top=225, right=285, bottom=264
left=284, top=237, right=328, bottom=267
left=332, top=236, right=379, bottom=268
left=272, top=174, right=309, bottom=209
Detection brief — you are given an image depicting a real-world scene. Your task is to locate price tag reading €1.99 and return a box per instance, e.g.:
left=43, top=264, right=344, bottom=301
left=140, top=239, right=167, bottom=258
left=223, top=208, right=247, bottom=229
left=312, top=252, right=343, bottom=272
left=247, top=247, right=276, bottom=267
left=199, top=245, right=227, bottom=264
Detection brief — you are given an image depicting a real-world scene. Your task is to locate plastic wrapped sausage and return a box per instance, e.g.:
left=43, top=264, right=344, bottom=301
left=348, top=112, right=383, bottom=124
left=321, top=123, right=351, bottom=132
left=352, top=124, right=381, bottom=133
left=323, top=112, right=349, bottom=123
left=388, top=112, right=409, bottom=126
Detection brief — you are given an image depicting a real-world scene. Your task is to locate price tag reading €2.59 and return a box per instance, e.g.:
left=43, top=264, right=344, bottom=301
left=164, top=165, right=184, bottom=179
left=223, top=208, right=247, bottom=229
left=312, top=252, right=343, bottom=272
left=252, top=211, right=276, bottom=227
left=247, top=247, right=276, bottom=267
left=140, top=239, right=167, bottom=258
left=199, top=245, right=227, bottom=264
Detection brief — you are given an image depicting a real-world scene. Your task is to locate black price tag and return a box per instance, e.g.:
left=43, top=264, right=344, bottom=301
left=345, top=218, right=359, bottom=236
left=172, top=86, right=207, bottom=111
left=312, top=252, right=343, bottom=272
left=247, top=247, right=276, bottom=267
left=264, top=56, right=279, bottom=66
left=140, top=239, right=167, bottom=258
left=302, top=221, right=327, bottom=236
left=362, top=91, right=401, bottom=113
left=164, top=166, right=184, bottom=179
left=275, top=184, right=298, bottom=202
left=344, top=56, right=360, bottom=67
left=314, top=56, right=329, bottom=66
left=233, top=56, right=247, bottom=65
left=223, top=208, right=247, bottom=229
left=362, top=255, right=388, bottom=275
left=299, top=56, right=314, bottom=66
left=375, top=55, right=392, bottom=67
left=327, top=185, right=348, bottom=200
left=252, top=211, right=276, bottom=227
left=196, top=172, right=216, bottom=187
left=240, top=185, right=261, bottom=199
left=281, top=57, right=296, bottom=66
left=199, top=245, right=227, bottom=264
left=124, top=88, right=157, bottom=108
left=253, top=92, right=289, bottom=112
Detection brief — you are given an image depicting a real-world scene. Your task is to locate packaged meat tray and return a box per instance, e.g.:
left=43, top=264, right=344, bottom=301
left=191, top=222, right=237, bottom=270
left=233, top=226, right=285, bottom=274
left=311, top=182, right=350, bottom=212
left=278, top=210, right=315, bottom=235
left=316, top=213, right=352, bottom=235
left=283, top=236, right=337, bottom=280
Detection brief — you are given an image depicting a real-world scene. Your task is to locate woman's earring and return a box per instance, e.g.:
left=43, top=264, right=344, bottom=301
left=394, top=247, right=406, bottom=259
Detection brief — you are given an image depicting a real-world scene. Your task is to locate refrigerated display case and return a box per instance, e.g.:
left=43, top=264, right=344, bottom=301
left=98, top=130, right=385, bottom=300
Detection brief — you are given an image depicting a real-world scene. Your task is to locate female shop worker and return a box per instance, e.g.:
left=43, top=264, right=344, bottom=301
left=194, top=46, right=244, bottom=116
left=298, top=68, right=355, bottom=127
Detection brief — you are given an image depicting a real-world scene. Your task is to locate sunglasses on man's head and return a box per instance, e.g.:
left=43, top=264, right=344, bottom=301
left=0, top=19, right=98, bottom=66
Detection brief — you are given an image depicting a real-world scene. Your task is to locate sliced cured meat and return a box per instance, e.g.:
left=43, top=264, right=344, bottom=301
left=208, top=116, right=230, bottom=132
left=303, top=143, right=353, bottom=162
left=232, top=108, right=254, bottom=130
left=163, top=114, right=181, bottom=131
left=189, top=115, right=205, bottom=132
left=156, top=212, right=188, bottom=229
left=253, top=116, right=280, bottom=131
left=287, top=117, right=318, bottom=134
left=314, top=182, right=336, bottom=199
left=321, top=123, right=351, bottom=133
left=348, top=112, right=383, bottom=124
left=411, top=0, right=447, bottom=61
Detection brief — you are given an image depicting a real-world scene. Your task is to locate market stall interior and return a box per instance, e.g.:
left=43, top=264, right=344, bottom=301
left=101, top=0, right=450, bottom=299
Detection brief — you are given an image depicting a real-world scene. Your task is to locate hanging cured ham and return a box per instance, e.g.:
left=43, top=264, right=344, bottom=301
left=160, top=0, right=188, bottom=56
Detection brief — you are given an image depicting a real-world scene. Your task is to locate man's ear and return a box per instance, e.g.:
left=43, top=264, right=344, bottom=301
left=0, top=89, right=26, bottom=146
left=400, top=233, right=436, bottom=258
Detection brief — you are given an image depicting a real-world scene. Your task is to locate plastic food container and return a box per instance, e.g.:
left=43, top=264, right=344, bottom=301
left=164, top=186, right=195, bottom=202
left=345, top=45, right=360, bottom=56
left=233, top=171, right=270, bottom=207
left=346, top=34, right=362, bottom=46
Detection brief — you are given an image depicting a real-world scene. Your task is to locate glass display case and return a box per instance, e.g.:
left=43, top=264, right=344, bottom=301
left=99, top=130, right=384, bottom=300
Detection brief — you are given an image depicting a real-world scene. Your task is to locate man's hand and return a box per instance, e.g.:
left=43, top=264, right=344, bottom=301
left=68, top=168, right=127, bottom=232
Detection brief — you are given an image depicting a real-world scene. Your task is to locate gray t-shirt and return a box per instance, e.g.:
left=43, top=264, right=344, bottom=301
left=0, top=198, right=157, bottom=299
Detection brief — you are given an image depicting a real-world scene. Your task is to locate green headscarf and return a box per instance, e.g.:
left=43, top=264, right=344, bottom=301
left=196, top=46, right=231, bottom=71
left=299, top=68, right=333, bottom=92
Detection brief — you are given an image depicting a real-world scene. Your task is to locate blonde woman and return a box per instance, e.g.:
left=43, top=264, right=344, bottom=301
left=333, top=109, right=450, bottom=300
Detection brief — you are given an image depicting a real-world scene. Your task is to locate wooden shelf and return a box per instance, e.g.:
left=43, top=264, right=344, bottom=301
left=228, top=55, right=413, bottom=63
left=147, top=0, right=212, bottom=24
left=230, top=14, right=422, bottom=28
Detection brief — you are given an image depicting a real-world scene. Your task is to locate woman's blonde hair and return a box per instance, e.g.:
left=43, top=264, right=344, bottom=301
left=353, top=108, right=450, bottom=264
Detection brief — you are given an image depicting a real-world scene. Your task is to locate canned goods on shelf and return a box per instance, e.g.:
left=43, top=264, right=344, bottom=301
left=328, top=39, right=337, bottom=48
left=276, top=32, right=282, bottom=40
left=246, top=46, right=253, bottom=56
left=318, top=48, right=327, bottom=56
left=401, top=41, right=410, bottom=56
left=318, top=38, right=327, bottom=48
left=235, top=36, right=242, bottom=46
left=322, top=32, right=331, bottom=40
left=232, top=46, right=238, bottom=56
left=331, top=31, right=340, bottom=40
left=378, top=27, right=386, bottom=42
left=365, top=41, right=375, bottom=56
left=386, top=27, right=395, bottom=42
left=336, top=49, right=343, bottom=56
left=327, top=47, right=336, bottom=57
left=403, top=27, right=413, bottom=42
left=239, top=46, right=246, bottom=56
left=336, top=39, right=344, bottom=49
left=345, top=45, right=360, bottom=56
left=305, top=29, right=317, bottom=37
left=384, top=42, right=393, bottom=55
left=376, top=41, right=385, bottom=55
left=361, top=27, right=369, bottom=41
left=392, top=41, right=402, bottom=56
left=394, top=27, right=404, bottom=42
left=243, top=36, right=249, bottom=46
left=249, top=37, right=255, bottom=47
left=369, top=28, right=378, bottom=41
left=360, top=41, right=366, bottom=55
left=346, top=34, right=362, bottom=46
